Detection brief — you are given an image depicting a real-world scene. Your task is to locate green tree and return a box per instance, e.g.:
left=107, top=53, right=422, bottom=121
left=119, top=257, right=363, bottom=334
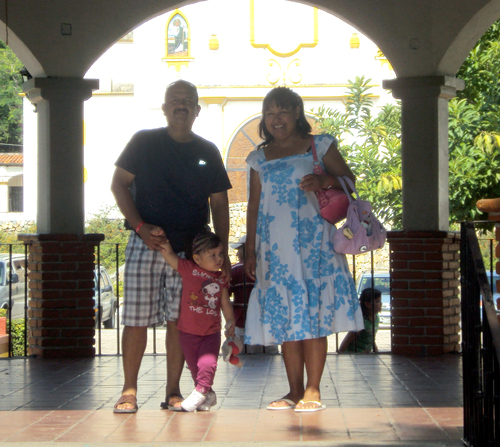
left=449, top=19, right=500, bottom=223
left=313, top=18, right=500, bottom=229
left=85, top=205, right=130, bottom=273
left=0, top=40, right=23, bottom=148
left=312, top=76, right=403, bottom=228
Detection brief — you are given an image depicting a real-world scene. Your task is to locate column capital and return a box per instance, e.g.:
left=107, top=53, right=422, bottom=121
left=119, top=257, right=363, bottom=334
left=383, top=76, right=465, bottom=100
left=23, top=77, right=99, bottom=104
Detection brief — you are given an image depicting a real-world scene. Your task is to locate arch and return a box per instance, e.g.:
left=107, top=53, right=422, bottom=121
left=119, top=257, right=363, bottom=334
left=0, top=26, right=44, bottom=77
left=3, top=0, right=499, bottom=79
left=437, top=2, right=500, bottom=74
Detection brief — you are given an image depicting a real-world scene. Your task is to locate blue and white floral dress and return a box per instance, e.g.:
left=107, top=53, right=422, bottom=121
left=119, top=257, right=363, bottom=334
left=244, top=134, right=364, bottom=346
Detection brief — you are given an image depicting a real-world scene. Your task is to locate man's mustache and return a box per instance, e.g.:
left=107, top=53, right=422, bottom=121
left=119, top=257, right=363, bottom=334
left=174, top=108, right=189, bottom=113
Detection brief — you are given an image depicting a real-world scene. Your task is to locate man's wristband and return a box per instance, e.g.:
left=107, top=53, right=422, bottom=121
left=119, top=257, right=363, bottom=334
left=135, top=221, right=145, bottom=233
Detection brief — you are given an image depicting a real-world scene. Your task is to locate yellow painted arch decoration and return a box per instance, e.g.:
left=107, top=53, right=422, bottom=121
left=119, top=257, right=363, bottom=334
left=249, top=0, right=318, bottom=58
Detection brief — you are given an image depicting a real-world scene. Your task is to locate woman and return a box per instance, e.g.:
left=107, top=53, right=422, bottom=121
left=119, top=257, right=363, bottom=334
left=244, top=87, right=364, bottom=412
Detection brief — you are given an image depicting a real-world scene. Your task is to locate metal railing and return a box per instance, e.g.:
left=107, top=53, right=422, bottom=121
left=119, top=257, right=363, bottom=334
left=461, top=222, right=500, bottom=447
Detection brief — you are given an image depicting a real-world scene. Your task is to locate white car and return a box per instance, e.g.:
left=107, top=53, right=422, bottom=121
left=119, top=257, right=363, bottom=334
left=94, top=266, right=117, bottom=329
left=356, top=271, right=391, bottom=328
left=0, top=254, right=28, bottom=319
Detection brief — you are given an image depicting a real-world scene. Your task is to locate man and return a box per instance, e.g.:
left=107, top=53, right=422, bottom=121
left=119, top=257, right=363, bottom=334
left=111, top=80, right=231, bottom=413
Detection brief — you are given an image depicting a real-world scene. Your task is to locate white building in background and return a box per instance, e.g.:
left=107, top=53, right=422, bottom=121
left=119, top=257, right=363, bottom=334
left=21, top=0, right=395, bottom=222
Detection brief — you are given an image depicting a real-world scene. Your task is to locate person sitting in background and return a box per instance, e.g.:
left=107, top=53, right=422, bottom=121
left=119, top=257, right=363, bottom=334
left=339, top=288, right=382, bottom=353
left=229, top=235, right=278, bottom=355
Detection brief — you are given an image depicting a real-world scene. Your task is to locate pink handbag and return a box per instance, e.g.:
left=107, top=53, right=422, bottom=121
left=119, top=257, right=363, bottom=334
left=332, top=177, right=387, bottom=255
left=311, top=137, right=349, bottom=225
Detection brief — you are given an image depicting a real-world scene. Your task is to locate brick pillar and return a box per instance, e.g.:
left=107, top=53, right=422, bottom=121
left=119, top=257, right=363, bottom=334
left=388, top=230, right=461, bottom=355
left=18, top=233, right=104, bottom=358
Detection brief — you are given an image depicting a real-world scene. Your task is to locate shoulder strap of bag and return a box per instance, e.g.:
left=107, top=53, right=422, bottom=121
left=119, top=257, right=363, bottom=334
left=310, top=136, right=319, bottom=164
left=337, top=176, right=360, bottom=203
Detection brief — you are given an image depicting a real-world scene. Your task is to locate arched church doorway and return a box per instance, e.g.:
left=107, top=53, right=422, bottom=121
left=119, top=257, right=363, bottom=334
left=226, top=115, right=320, bottom=204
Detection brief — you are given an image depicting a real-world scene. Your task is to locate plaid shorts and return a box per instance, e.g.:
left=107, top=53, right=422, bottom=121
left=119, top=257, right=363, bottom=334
left=122, top=232, right=184, bottom=327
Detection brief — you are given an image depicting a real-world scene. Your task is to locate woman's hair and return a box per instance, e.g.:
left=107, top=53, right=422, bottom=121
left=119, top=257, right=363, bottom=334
left=258, top=86, right=311, bottom=148
left=359, top=287, right=382, bottom=319
left=191, top=231, right=222, bottom=258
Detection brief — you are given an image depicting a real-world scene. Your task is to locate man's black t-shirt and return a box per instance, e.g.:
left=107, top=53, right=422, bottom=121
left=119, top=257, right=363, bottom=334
left=115, top=127, right=232, bottom=253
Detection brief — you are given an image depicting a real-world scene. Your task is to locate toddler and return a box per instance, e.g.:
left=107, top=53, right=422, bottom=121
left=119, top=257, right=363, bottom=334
left=155, top=229, right=236, bottom=412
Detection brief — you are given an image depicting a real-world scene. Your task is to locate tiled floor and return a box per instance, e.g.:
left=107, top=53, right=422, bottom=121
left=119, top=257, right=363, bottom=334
left=0, top=353, right=464, bottom=446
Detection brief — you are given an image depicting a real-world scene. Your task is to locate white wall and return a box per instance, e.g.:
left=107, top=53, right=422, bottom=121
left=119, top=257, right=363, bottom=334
left=22, top=0, right=395, bottom=221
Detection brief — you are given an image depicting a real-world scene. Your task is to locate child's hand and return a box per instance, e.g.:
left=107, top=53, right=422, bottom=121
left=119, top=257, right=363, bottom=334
left=224, top=319, right=235, bottom=337
left=151, top=226, right=165, bottom=237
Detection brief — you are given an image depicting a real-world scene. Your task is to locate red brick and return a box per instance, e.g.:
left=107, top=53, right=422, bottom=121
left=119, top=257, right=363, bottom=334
left=391, top=270, right=424, bottom=280
left=391, top=317, right=409, bottom=326
left=410, top=261, right=448, bottom=270
left=425, top=326, right=446, bottom=336
left=390, top=260, right=409, bottom=269
left=37, top=281, right=78, bottom=290
left=391, top=252, right=424, bottom=261
left=392, top=280, right=409, bottom=289
left=408, top=243, right=445, bottom=252
left=411, top=317, right=444, bottom=327
left=392, top=308, right=425, bottom=317
left=77, top=340, right=96, bottom=348
left=391, top=336, right=409, bottom=344
left=61, top=254, right=95, bottom=262
left=60, top=309, right=94, bottom=318
left=38, top=338, right=76, bottom=347
left=409, top=281, right=448, bottom=290
left=393, top=326, right=426, bottom=336
left=388, top=242, right=409, bottom=251
left=425, top=289, right=455, bottom=299
left=391, top=290, right=426, bottom=299
left=409, top=336, right=445, bottom=345
left=62, top=328, right=95, bottom=338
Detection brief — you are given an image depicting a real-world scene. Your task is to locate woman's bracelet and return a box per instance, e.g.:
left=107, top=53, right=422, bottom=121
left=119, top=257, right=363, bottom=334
left=135, top=221, right=145, bottom=233
left=325, top=175, right=334, bottom=189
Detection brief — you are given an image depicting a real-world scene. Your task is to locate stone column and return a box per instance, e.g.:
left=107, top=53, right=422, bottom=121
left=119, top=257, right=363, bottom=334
left=18, top=233, right=104, bottom=358
left=383, top=76, right=464, bottom=231
left=22, top=77, right=99, bottom=234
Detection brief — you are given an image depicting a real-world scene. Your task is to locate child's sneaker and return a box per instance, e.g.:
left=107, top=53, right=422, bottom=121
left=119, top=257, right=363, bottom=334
left=181, top=389, right=206, bottom=412
left=197, top=390, right=217, bottom=411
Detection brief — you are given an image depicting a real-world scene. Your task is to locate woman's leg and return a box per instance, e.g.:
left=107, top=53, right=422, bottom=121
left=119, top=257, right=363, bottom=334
left=295, top=336, right=327, bottom=410
left=267, top=340, right=305, bottom=408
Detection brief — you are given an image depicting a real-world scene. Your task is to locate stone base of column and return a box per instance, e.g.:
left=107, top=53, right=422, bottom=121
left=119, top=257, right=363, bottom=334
left=388, top=230, right=461, bottom=355
left=18, top=233, right=104, bottom=358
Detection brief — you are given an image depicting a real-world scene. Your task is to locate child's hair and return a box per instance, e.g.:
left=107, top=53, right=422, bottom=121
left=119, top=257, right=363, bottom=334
left=191, top=231, right=222, bottom=258
left=359, top=288, right=382, bottom=319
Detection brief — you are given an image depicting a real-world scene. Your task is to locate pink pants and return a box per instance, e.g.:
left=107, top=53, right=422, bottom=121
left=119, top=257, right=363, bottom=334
left=179, top=330, right=221, bottom=394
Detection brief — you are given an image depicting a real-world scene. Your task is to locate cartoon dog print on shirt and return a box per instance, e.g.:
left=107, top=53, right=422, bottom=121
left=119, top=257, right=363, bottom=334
left=202, top=280, right=220, bottom=310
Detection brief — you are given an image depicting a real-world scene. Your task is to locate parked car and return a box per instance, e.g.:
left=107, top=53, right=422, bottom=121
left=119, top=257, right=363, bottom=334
left=356, top=271, right=391, bottom=328
left=94, top=266, right=117, bottom=329
left=0, top=254, right=28, bottom=319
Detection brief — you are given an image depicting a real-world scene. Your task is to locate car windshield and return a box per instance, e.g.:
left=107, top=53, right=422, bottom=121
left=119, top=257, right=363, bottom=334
left=358, top=276, right=390, bottom=294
